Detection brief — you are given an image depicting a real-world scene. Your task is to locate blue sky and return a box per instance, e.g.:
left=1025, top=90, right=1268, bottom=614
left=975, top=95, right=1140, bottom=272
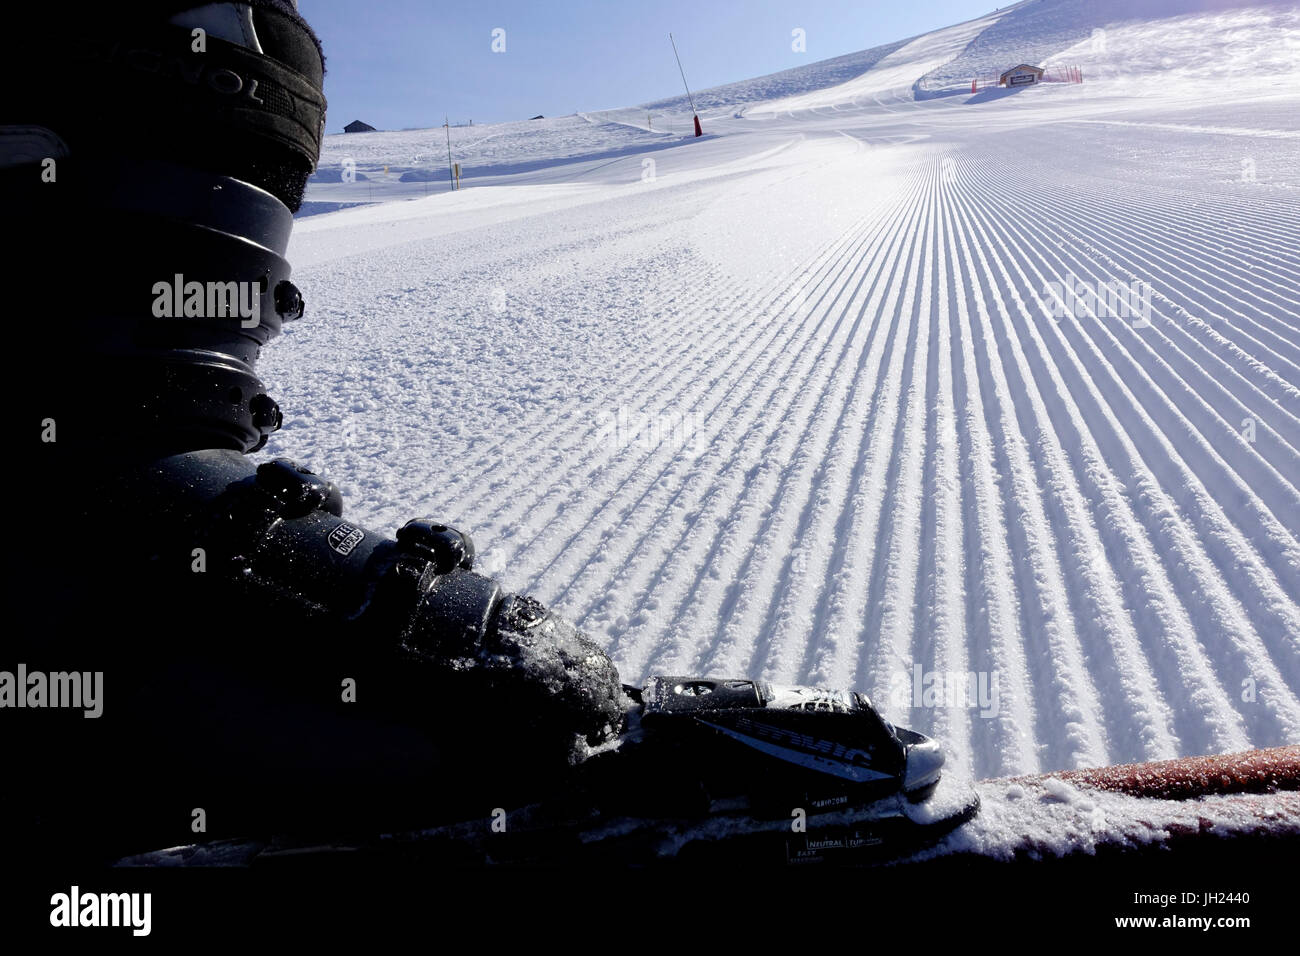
left=300, top=0, right=999, bottom=131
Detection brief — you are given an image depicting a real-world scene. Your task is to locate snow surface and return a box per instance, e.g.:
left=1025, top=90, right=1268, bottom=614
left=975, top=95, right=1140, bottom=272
left=262, top=0, right=1300, bottom=789
left=908, top=777, right=1300, bottom=862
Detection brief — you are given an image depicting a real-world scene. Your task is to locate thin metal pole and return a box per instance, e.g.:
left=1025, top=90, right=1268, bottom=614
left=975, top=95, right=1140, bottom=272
left=669, top=33, right=697, bottom=114
left=444, top=116, right=454, bottom=189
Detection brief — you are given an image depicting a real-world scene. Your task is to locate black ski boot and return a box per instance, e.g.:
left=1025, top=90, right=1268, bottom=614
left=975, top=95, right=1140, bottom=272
left=5, top=0, right=627, bottom=865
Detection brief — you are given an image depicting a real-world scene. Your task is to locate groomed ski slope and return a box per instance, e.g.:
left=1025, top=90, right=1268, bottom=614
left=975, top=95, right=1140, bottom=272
left=264, top=0, right=1300, bottom=784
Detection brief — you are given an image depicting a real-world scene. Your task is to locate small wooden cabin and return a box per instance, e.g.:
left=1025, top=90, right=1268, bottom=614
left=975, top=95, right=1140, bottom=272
left=999, top=65, right=1045, bottom=87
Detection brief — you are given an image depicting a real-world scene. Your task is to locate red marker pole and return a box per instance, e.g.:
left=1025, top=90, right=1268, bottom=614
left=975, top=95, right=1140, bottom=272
left=670, top=33, right=702, bottom=137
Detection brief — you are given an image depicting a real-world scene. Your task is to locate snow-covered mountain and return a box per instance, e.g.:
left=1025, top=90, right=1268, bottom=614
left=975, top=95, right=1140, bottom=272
left=270, top=0, right=1300, bottom=786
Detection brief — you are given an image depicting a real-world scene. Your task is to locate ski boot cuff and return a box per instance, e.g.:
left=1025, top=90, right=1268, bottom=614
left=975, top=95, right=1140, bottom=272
left=14, top=2, right=326, bottom=212
left=13, top=155, right=302, bottom=458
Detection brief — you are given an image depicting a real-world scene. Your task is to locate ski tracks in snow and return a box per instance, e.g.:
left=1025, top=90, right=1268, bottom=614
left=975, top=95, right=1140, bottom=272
left=267, top=100, right=1300, bottom=778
